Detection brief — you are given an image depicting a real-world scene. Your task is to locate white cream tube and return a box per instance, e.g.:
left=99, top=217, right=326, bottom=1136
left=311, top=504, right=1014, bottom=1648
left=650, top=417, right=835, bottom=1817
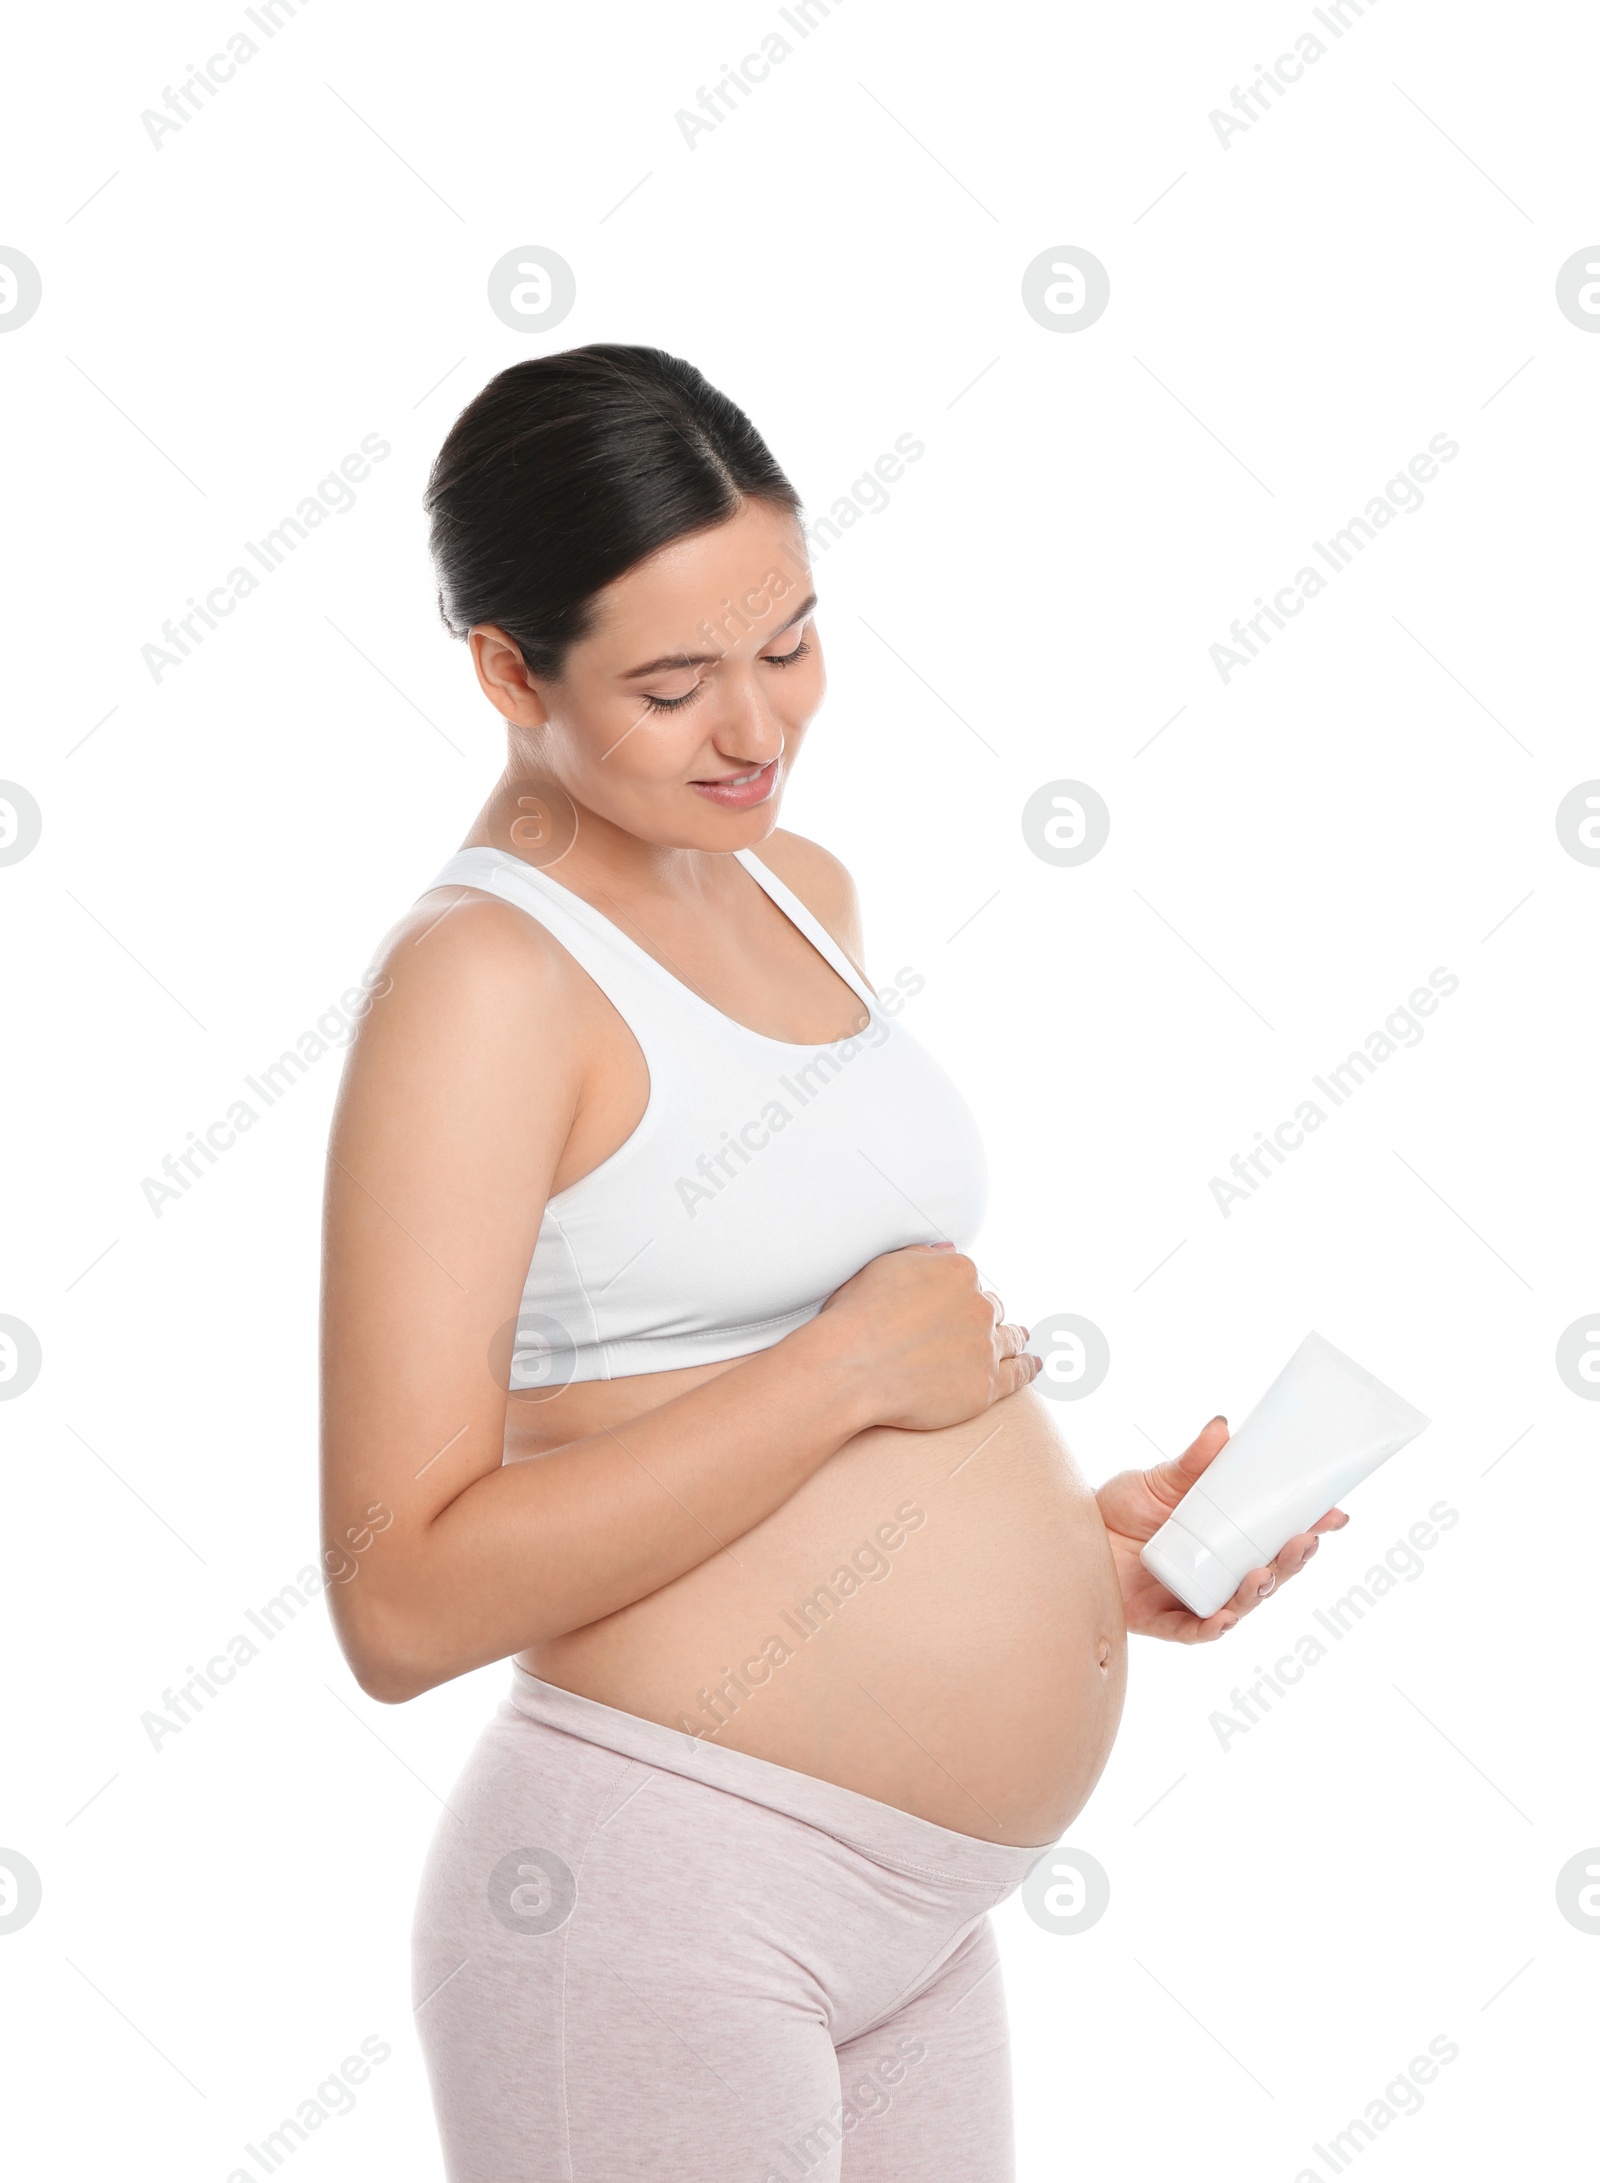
left=1140, top=1331, right=1430, bottom=1619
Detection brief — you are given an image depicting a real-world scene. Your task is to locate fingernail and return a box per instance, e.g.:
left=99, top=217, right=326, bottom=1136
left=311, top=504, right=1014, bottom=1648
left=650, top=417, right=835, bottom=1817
left=1305, top=1538, right=1320, bottom=1557
left=1218, top=1615, right=1238, bottom=1633
left=1258, top=1575, right=1275, bottom=1599
left=1211, top=1414, right=1228, bottom=1428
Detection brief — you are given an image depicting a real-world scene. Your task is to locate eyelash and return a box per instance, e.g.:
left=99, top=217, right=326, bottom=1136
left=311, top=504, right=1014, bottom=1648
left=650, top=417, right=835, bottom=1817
left=643, top=637, right=812, bottom=713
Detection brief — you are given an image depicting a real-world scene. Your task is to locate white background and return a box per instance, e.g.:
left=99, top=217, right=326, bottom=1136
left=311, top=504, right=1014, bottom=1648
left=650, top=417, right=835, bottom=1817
left=2, top=1, right=1597, bottom=2176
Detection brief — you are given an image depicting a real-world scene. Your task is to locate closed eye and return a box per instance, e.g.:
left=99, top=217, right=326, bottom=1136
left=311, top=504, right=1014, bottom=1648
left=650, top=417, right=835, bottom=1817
left=641, top=682, right=704, bottom=714
left=641, top=635, right=813, bottom=713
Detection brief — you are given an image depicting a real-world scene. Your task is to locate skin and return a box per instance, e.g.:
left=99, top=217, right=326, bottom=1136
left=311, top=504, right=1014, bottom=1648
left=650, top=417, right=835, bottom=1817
left=320, top=498, right=1348, bottom=1850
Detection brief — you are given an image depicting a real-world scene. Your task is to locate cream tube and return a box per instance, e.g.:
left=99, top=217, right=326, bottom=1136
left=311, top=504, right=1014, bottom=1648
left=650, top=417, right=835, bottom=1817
left=1140, top=1331, right=1430, bottom=1619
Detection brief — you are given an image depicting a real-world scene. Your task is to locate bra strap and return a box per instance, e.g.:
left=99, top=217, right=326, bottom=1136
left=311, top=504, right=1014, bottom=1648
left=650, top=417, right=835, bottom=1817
left=423, top=848, right=684, bottom=1050
left=735, top=849, right=878, bottom=1011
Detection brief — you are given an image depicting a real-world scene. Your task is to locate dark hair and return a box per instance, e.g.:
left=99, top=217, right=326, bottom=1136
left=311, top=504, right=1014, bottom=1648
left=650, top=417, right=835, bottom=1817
left=424, top=344, right=801, bottom=679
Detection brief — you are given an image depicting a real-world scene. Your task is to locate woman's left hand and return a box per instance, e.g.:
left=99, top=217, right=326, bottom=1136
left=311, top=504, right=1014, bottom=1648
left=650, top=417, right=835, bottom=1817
left=1097, top=1415, right=1350, bottom=1643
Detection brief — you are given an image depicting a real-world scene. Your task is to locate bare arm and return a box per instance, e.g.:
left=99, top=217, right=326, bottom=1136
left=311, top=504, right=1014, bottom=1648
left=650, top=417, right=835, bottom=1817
left=320, top=886, right=1032, bottom=1703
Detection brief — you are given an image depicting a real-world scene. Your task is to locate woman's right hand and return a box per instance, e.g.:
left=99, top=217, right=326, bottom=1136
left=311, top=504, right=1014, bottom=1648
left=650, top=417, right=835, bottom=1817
left=816, top=1241, right=1040, bottom=1432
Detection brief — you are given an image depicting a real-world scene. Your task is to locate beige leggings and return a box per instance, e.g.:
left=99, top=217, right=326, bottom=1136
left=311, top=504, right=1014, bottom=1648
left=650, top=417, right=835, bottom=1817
left=411, top=1669, right=1044, bottom=2181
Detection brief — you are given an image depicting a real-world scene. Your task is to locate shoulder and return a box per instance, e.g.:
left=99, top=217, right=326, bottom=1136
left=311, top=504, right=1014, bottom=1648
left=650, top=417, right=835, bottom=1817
left=749, top=828, right=866, bottom=966
left=379, top=882, right=585, bottom=1012
left=343, top=881, right=598, bottom=1100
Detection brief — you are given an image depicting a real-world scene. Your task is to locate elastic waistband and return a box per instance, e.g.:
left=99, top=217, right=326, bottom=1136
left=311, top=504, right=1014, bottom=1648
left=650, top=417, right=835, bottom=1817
left=507, top=1668, right=1048, bottom=1892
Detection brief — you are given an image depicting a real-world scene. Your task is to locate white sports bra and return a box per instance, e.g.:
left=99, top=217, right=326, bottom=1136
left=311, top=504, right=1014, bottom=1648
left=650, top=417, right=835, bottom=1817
left=426, top=845, right=989, bottom=1388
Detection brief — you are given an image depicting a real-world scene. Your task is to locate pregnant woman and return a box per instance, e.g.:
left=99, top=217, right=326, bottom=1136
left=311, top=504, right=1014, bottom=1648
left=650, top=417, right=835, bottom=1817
left=320, top=345, right=1343, bottom=2181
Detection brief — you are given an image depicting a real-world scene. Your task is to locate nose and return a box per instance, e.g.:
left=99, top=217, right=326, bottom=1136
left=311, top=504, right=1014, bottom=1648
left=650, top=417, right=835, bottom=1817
left=712, top=671, right=786, bottom=766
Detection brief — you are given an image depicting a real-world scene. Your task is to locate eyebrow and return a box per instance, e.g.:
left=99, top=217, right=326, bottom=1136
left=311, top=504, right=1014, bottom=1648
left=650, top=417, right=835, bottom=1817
left=618, top=592, right=818, bottom=680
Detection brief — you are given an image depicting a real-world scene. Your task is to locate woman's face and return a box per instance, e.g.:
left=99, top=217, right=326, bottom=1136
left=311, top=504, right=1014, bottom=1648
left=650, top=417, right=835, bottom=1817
left=468, top=500, right=824, bottom=851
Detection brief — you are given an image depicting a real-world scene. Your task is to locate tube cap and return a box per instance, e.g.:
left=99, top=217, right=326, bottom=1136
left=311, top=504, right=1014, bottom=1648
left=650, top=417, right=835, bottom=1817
left=1140, top=1516, right=1240, bottom=1619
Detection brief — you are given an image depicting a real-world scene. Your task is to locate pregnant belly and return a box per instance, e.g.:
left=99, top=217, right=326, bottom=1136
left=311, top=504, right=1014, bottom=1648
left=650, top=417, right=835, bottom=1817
left=524, top=1384, right=1128, bottom=1847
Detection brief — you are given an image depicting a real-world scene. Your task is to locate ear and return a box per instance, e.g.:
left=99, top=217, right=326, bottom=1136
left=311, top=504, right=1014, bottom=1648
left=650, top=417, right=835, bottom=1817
left=469, top=624, right=550, bottom=728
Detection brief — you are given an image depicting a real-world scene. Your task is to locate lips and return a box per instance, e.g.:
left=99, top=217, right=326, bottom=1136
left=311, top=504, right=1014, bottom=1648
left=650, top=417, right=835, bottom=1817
left=688, top=757, right=781, bottom=810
